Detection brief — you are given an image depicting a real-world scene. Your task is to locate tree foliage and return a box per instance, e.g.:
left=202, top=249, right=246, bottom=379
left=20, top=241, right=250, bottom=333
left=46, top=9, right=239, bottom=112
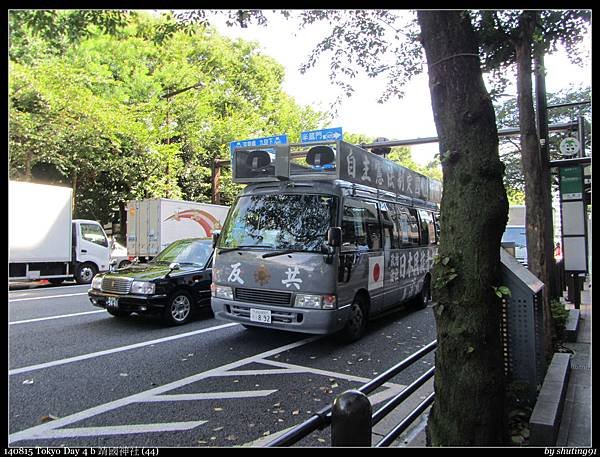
left=9, top=11, right=328, bottom=223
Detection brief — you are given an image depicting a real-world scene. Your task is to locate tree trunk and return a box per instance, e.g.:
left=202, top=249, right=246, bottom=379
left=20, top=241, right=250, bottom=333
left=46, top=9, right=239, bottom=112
left=514, top=11, right=554, bottom=357
left=534, top=42, right=559, bottom=301
left=417, top=11, right=508, bottom=446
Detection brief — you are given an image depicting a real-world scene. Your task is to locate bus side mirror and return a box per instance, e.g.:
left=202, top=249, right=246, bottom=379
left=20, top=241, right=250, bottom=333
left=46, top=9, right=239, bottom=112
left=327, top=227, right=342, bottom=248
left=212, top=231, right=221, bottom=249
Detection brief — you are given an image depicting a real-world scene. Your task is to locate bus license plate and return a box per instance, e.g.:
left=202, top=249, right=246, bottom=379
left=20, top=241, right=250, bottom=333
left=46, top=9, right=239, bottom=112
left=250, top=309, right=271, bottom=324
left=106, top=297, right=119, bottom=309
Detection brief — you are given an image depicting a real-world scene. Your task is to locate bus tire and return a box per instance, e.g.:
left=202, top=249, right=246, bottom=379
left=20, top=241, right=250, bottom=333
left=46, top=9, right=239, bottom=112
left=414, top=275, right=431, bottom=310
left=339, top=294, right=368, bottom=342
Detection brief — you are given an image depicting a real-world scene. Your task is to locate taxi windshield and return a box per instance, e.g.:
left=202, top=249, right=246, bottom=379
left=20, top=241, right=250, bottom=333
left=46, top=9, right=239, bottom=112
left=152, top=239, right=212, bottom=266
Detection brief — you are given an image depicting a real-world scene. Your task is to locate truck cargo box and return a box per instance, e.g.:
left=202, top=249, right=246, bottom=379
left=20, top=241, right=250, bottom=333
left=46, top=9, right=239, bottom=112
left=126, top=198, right=229, bottom=258
left=9, top=181, right=73, bottom=263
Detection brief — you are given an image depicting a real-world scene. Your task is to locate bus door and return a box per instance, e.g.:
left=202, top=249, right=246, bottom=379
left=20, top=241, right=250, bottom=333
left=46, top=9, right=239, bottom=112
left=380, top=202, right=401, bottom=310
left=339, top=198, right=384, bottom=314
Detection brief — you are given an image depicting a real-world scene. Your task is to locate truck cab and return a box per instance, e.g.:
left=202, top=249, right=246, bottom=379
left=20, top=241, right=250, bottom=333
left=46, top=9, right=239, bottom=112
left=72, top=219, right=111, bottom=283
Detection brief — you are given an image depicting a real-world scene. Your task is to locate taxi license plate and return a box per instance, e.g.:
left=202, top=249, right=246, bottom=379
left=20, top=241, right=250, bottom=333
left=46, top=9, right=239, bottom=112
left=106, top=297, right=119, bottom=309
left=250, top=309, right=271, bottom=324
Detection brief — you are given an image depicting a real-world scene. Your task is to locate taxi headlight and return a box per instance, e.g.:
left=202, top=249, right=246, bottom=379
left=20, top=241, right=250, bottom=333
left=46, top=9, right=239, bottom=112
left=131, top=281, right=155, bottom=295
left=91, top=276, right=103, bottom=290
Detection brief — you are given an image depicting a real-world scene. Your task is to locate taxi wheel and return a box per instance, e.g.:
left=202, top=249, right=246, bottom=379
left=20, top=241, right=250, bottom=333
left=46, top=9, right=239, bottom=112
left=163, top=290, right=194, bottom=326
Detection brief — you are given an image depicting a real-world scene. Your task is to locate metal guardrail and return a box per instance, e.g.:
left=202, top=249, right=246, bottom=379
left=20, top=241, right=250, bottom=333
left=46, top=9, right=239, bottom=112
left=266, top=339, right=437, bottom=447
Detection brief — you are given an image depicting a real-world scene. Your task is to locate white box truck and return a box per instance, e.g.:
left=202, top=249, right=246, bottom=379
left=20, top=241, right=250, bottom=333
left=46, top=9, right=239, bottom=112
left=126, top=198, right=230, bottom=259
left=9, top=180, right=111, bottom=284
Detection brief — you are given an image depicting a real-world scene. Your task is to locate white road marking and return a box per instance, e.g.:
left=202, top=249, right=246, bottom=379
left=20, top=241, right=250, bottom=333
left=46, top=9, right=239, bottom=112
left=21, top=421, right=209, bottom=440
left=259, top=359, right=405, bottom=406
left=147, top=390, right=278, bottom=402
left=9, top=333, right=407, bottom=446
left=9, top=323, right=240, bottom=375
left=9, top=292, right=88, bottom=302
left=9, top=337, right=320, bottom=444
left=10, top=310, right=105, bottom=325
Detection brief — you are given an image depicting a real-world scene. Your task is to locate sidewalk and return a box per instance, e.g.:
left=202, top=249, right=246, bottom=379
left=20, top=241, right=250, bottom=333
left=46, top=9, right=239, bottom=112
left=556, top=282, right=592, bottom=447
left=395, top=282, right=592, bottom=448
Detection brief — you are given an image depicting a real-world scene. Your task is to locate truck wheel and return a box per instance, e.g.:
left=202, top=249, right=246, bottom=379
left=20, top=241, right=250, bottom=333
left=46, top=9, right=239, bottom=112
left=75, top=263, right=97, bottom=285
left=338, top=294, right=368, bottom=342
left=163, top=290, right=194, bottom=326
left=118, top=260, right=131, bottom=269
left=413, top=276, right=431, bottom=310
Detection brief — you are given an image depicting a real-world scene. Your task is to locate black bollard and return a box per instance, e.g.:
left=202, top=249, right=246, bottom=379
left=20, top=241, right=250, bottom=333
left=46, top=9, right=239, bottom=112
left=331, top=389, right=372, bottom=447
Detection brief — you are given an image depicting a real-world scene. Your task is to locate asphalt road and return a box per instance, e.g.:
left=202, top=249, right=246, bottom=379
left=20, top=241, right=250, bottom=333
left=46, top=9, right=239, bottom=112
left=8, top=283, right=437, bottom=448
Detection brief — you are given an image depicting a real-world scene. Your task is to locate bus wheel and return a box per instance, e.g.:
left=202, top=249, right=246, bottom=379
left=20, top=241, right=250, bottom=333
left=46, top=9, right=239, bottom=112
left=339, top=295, right=368, bottom=342
left=414, top=276, right=431, bottom=310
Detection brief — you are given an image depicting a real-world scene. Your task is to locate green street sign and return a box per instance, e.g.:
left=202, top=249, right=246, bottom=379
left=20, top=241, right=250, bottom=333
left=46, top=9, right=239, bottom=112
left=559, top=166, right=583, bottom=200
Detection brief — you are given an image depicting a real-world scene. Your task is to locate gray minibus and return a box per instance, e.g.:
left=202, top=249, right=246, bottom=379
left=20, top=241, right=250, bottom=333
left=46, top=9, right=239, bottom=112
left=211, top=140, right=441, bottom=341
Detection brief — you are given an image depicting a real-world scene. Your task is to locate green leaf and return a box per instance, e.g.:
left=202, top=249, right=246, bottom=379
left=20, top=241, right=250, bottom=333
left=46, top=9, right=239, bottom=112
left=498, top=286, right=511, bottom=297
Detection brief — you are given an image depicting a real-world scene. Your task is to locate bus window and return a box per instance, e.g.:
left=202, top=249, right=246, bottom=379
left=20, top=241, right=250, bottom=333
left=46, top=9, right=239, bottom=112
left=418, top=210, right=430, bottom=245
left=418, top=210, right=437, bottom=246
left=342, top=199, right=380, bottom=251
left=395, top=204, right=420, bottom=247
left=379, top=202, right=398, bottom=249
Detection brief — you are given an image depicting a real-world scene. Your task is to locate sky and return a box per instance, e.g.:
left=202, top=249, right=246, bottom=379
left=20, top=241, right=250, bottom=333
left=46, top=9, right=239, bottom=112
left=208, top=10, right=591, bottom=165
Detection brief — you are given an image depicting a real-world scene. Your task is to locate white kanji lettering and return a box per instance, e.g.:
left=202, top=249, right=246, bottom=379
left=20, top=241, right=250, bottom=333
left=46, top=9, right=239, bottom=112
left=228, top=262, right=245, bottom=284
left=399, top=253, right=406, bottom=279
left=362, top=157, right=372, bottom=182
left=347, top=151, right=356, bottom=178
left=282, top=266, right=303, bottom=289
left=375, top=163, right=384, bottom=186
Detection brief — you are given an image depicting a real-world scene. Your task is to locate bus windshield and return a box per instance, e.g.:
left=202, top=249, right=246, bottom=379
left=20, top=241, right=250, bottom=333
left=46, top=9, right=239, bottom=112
left=219, top=194, right=338, bottom=252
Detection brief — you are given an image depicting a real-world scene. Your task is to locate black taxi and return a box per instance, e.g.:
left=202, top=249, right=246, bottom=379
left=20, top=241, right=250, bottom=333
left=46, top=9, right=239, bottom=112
left=88, top=238, right=213, bottom=325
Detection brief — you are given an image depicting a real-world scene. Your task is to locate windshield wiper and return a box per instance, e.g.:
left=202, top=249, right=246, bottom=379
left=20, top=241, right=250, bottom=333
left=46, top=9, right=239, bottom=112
left=262, top=249, right=304, bottom=259
left=218, top=244, right=274, bottom=253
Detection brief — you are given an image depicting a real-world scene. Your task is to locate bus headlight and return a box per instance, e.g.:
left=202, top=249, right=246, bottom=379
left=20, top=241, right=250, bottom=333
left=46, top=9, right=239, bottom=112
left=211, top=284, right=233, bottom=300
left=131, top=281, right=155, bottom=295
left=294, top=294, right=337, bottom=310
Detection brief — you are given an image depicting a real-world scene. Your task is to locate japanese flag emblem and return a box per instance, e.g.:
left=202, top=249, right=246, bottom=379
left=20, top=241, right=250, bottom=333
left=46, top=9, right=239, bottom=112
left=368, top=256, right=384, bottom=290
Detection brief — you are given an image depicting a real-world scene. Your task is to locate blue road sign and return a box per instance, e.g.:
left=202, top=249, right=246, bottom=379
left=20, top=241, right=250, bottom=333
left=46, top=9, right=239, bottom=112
left=230, top=134, right=288, bottom=154
left=301, top=127, right=343, bottom=143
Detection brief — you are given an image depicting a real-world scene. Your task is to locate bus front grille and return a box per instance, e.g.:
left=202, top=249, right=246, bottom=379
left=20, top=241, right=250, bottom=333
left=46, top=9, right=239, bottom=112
left=234, top=288, right=292, bottom=306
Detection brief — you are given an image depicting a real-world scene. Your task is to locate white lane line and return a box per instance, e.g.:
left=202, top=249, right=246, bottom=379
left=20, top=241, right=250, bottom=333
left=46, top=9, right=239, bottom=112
left=28, top=421, right=209, bottom=440
left=10, top=310, right=105, bottom=325
left=9, top=323, right=240, bottom=376
left=9, top=336, right=320, bottom=444
left=9, top=293, right=88, bottom=302
left=259, top=359, right=406, bottom=405
left=147, top=390, right=278, bottom=401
